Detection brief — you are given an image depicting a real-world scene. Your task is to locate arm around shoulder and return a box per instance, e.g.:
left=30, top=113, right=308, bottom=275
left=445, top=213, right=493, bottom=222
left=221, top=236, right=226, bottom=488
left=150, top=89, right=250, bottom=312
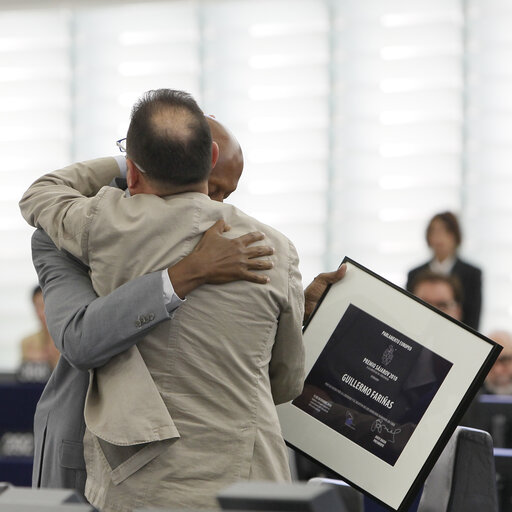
left=32, top=229, right=171, bottom=371
left=20, top=157, right=123, bottom=261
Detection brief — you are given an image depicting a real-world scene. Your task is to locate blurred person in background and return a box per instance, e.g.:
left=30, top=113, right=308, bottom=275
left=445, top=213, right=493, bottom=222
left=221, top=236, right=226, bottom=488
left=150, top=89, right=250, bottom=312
left=460, top=330, right=512, bottom=434
left=484, top=330, right=512, bottom=395
left=410, top=272, right=489, bottom=434
left=19, top=285, right=60, bottom=373
left=406, top=211, right=482, bottom=330
left=410, top=272, right=512, bottom=441
left=409, top=270, right=463, bottom=322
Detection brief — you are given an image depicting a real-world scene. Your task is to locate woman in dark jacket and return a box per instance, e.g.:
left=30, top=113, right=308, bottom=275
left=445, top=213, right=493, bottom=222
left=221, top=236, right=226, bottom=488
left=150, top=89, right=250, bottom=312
left=406, top=211, right=482, bottom=330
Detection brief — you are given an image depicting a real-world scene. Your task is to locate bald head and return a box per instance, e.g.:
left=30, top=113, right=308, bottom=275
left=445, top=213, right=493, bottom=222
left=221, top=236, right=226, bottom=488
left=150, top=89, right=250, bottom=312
left=151, top=106, right=197, bottom=143
left=486, top=330, right=512, bottom=394
left=206, top=116, right=244, bottom=202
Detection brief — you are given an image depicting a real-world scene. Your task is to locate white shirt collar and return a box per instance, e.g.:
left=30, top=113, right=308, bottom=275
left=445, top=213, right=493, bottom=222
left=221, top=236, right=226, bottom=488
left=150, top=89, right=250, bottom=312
left=429, top=256, right=456, bottom=275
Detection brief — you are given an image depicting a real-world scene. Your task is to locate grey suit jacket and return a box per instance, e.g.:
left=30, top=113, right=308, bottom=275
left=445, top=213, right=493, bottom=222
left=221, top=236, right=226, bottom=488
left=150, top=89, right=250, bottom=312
left=31, top=228, right=172, bottom=495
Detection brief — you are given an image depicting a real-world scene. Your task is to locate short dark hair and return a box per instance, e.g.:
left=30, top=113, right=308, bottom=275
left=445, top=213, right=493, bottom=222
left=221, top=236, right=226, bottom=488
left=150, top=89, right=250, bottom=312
left=410, top=271, right=464, bottom=305
left=426, top=211, right=462, bottom=247
left=126, top=89, right=212, bottom=186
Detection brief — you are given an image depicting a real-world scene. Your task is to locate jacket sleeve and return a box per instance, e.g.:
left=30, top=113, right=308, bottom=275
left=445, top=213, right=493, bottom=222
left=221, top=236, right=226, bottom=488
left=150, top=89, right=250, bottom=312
left=20, top=157, right=122, bottom=264
left=32, top=228, right=173, bottom=371
left=406, top=267, right=420, bottom=292
left=463, top=266, right=482, bottom=330
left=269, top=239, right=305, bottom=405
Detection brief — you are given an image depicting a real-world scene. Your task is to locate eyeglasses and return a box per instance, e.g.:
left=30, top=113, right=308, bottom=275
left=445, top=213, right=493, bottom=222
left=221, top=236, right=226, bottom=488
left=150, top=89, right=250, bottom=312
left=431, top=300, right=459, bottom=312
left=496, top=355, right=512, bottom=365
left=116, top=138, right=127, bottom=153
left=116, top=138, right=147, bottom=174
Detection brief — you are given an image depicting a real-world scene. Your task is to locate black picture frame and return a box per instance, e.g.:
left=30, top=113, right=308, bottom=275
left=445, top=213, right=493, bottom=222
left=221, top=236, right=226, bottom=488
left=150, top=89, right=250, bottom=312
left=278, top=257, right=501, bottom=511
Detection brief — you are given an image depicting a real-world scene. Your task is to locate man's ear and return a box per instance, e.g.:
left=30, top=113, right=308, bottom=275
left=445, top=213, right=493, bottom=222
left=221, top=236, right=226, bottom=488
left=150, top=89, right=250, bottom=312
left=126, top=158, right=142, bottom=195
left=211, top=141, right=219, bottom=170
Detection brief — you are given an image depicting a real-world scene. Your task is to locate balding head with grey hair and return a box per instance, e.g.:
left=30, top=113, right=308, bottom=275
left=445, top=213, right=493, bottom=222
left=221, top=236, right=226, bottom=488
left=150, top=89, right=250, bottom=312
left=126, top=89, right=213, bottom=187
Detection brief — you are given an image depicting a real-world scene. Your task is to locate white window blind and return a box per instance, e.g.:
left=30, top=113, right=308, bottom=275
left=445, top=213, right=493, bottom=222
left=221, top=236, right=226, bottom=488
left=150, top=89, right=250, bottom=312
left=465, top=0, right=512, bottom=331
left=72, top=1, right=200, bottom=160
left=0, top=9, right=71, bottom=370
left=2, top=0, right=512, bottom=370
left=201, top=0, right=330, bottom=284
left=328, top=0, right=465, bottom=286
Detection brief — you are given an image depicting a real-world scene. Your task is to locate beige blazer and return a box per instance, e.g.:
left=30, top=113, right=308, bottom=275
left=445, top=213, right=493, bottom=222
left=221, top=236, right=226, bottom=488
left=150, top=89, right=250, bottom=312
left=20, top=158, right=305, bottom=512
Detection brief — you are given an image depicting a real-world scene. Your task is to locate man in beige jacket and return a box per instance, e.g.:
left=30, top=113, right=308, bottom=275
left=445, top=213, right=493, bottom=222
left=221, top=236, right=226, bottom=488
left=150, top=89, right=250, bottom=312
left=20, top=89, right=305, bottom=511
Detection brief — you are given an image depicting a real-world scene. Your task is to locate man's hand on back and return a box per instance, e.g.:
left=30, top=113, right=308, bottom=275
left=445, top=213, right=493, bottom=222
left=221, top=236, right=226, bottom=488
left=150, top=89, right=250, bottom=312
left=303, top=264, right=347, bottom=325
left=168, top=220, right=274, bottom=298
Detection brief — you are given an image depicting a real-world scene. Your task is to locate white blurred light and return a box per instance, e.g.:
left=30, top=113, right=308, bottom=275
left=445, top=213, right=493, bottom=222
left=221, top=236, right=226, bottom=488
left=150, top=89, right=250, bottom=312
left=118, top=62, right=162, bottom=76
left=250, top=21, right=326, bottom=37
left=381, top=12, right=462, bottom=28
left=249, top=54, right=314, bottom=69
left=378, top=208, right=416, bottom=222
left=118, top=92, right=140, bottom=107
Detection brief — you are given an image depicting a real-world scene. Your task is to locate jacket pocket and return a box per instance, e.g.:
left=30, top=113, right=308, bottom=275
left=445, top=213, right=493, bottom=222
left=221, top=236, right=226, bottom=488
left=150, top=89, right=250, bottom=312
left=95, top=435, right=172, bottom=485
left=60, top=440, right=86, bottom=470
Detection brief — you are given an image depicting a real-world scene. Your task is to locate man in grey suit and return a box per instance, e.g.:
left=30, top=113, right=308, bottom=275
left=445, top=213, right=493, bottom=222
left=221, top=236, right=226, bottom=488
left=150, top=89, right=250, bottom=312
left=30, top=115, right=275, bottom=496
left=21, top=89, right=305, bottom=511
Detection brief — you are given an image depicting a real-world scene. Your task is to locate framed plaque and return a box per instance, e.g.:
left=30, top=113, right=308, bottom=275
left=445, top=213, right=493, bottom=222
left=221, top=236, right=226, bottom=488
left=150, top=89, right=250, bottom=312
left=278, top=257, right=501, bottom=511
